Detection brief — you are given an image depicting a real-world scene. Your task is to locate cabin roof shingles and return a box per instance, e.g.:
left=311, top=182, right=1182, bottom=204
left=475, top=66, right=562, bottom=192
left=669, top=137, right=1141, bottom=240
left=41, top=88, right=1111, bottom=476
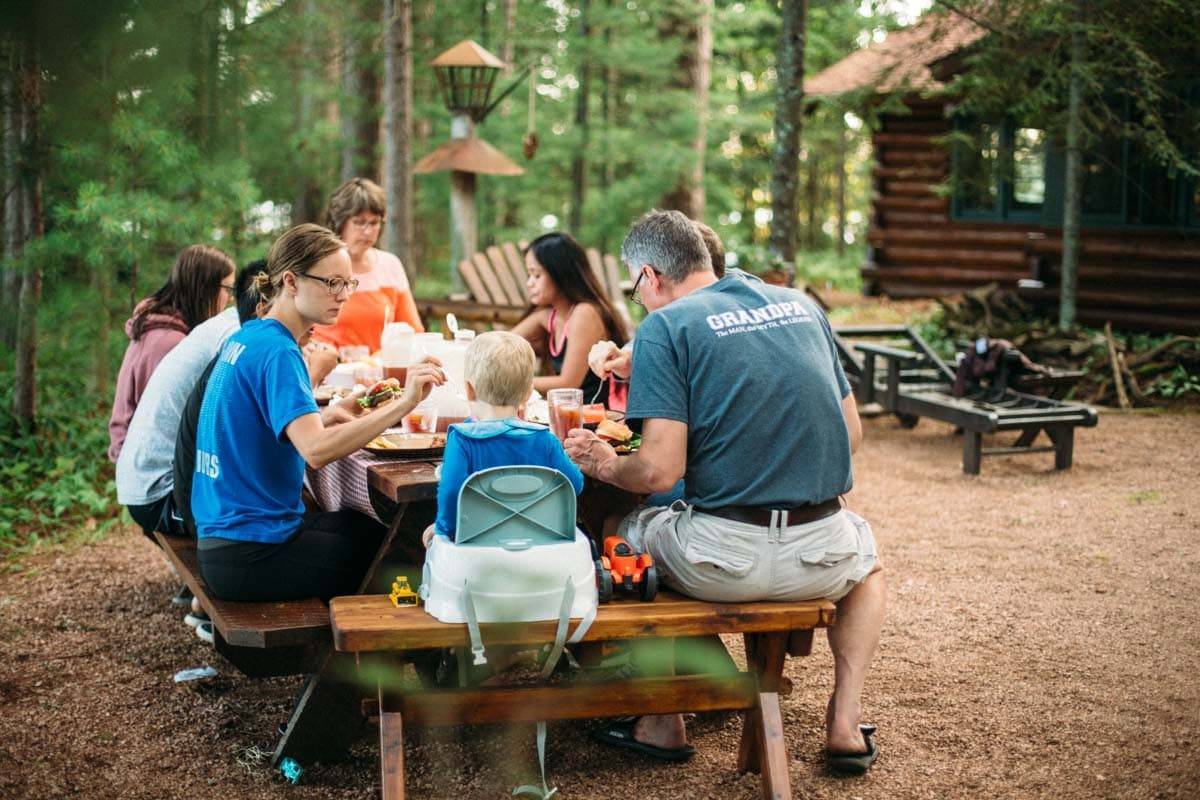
left=805, top=14, right=985, bottom=97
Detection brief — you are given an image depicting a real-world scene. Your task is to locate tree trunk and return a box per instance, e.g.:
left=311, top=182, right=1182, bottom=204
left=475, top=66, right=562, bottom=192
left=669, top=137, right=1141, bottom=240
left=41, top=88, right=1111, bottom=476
left=11, top=45, right=42, bottom=428
left=2, top=51, right=22, bottom=349
left=836, top=119, right=846, bottom=257
left=93, top=255, right=112, bottom=398
left=659, top=0, right=712, bottom=220
left=568, top=0, right=590, bottom=233
left=1059, top=0, right=1086, bottom=331
left=340, top=10, right=362, bottom=182
left=292, top=0, right=320, bottom=224
left=339, top=0, right=380, bottom=183
left=805, top=152, right=818, bottom=251
left=382, top=0, right=415, bottom=276
left=767, top=0, right=807, bottom=283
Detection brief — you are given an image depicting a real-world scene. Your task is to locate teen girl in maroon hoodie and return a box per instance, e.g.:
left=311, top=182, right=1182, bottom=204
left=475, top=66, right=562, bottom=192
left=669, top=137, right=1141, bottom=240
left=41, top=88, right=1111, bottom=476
left=108, top=245, right=236, bottom=462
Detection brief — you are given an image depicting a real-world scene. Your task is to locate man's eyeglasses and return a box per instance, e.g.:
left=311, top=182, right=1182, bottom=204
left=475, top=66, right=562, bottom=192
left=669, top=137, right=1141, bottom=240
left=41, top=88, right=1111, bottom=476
left=630, top=267, right=654, bottom=307
left=298, top=273, right=360, bottom=296
left=348, top=217, right=384, bottom=230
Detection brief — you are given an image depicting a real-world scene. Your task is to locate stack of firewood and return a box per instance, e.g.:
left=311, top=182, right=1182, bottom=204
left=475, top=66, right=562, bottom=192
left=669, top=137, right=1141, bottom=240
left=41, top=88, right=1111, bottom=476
left=932, top=285, right=1200, bottom=408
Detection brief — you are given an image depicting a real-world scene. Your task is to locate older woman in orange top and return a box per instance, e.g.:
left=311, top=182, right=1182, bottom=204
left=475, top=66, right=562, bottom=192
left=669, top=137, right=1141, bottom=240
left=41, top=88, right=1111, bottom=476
left=310, top=178, right=423, bottom=350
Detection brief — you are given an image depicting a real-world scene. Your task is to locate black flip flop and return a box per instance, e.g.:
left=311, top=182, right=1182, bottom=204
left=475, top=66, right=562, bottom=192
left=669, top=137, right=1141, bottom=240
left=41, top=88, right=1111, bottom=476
left=592, top=717, right=696, bottom=763
left=826, top=724, right=879, bottom=776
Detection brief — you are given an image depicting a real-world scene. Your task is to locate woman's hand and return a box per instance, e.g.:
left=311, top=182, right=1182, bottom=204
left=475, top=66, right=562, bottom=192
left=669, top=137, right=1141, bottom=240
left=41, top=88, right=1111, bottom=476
left=402, top=356, right=445, bottom=407
left=587, top=340, right=631, bottom=380
left=303, top=341, right=339, bottom=387
left=422, top=524, right=437, bottom=548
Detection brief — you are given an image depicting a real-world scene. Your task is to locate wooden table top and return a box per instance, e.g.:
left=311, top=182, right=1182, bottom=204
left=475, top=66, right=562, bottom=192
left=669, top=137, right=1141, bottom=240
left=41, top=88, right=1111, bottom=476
left=330, top=591, right=837, bottom=653
left=367, top=459, right=441, bottom=505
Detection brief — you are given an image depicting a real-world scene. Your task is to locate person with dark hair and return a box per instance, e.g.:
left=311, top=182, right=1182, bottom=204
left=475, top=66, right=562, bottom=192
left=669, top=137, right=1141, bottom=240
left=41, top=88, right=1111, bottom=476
left=310, top=177, right=423, bottom=351
left=116, top=258, right=246, bottom=548
left=109, top=244, right=237, bottom=463
left=192, top=224, right=444, bottom=603
left=511, top=232, right=629, bottom=405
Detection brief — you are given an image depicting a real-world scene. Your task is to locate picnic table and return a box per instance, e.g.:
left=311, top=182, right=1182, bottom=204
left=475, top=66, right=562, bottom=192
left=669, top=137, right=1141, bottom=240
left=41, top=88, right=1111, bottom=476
left=170, top=449, right=839, bottom=799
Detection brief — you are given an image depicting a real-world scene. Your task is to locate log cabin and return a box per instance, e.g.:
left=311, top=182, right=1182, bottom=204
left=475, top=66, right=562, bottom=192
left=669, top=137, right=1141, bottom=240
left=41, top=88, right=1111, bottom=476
left=805, top=14, right=1200, bottom=334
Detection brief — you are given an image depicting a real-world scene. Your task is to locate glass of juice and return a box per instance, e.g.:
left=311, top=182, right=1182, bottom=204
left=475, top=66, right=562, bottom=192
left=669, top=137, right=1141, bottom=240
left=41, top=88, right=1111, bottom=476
left=403, top=407, right=438, bottom=434
left=581, top=403, right=607, bottom=430
left=383, top=362, right=408, bottom=385
left=547, top=388, right=583, bottom=441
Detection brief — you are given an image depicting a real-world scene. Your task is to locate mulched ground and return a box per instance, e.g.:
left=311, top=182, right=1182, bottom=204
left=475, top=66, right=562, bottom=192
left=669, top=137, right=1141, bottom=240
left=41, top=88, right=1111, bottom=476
left=2, top=409, right=1198, bottom=799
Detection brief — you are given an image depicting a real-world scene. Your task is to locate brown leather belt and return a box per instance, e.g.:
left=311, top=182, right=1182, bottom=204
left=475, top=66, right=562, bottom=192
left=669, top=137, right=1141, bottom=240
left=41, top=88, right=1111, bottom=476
left=696, top=498, right=842, bottom=528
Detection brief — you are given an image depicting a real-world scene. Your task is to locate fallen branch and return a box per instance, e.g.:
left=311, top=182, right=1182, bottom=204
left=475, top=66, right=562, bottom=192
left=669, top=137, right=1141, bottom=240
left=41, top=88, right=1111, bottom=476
left=1104, top=322, right=1131, bottom=410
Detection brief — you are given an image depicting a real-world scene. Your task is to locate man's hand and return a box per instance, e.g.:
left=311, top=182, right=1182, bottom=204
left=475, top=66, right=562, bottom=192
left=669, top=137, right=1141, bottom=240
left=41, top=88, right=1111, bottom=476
left=421, top=524, right=437, bottom=549
left=587, top=340, right=632, bottom=381
left=564, top=428, right=618, bottom=480
left=402, top=357, right=445, bottom=407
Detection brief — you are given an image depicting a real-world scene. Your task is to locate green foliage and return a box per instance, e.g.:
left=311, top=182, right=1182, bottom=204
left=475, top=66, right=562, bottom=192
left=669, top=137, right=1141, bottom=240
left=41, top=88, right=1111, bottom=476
left=1146, top=365, right=1200, bottom=399
left=944, top=0, right=1200, bottom=179
left=0, top=291, right=125, bottom=555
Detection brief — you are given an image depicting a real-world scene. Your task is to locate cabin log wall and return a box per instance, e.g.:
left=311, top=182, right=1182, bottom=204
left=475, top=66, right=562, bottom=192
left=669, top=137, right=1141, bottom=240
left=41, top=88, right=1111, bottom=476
left=864, top=96, right=1200, bottom=334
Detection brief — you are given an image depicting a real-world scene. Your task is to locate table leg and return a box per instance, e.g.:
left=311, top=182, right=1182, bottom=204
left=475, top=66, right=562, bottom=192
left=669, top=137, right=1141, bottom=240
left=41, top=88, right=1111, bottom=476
left=272, top=503, right=412, bottom=766
left=737, top=632, right=792, bottom=800
left=380, top=683, right=407, bottom=800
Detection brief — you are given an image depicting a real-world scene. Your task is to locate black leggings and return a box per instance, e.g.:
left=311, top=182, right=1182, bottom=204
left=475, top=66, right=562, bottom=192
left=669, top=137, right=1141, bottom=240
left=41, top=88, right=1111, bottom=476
left=198, top=510, right=386, bottom=602
left=126, top=494, right=185, bottom=544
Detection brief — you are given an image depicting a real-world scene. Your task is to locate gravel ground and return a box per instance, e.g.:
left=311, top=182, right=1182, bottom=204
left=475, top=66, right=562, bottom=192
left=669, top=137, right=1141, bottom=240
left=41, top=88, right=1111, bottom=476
left=1, top=409, right=1198, bottom=800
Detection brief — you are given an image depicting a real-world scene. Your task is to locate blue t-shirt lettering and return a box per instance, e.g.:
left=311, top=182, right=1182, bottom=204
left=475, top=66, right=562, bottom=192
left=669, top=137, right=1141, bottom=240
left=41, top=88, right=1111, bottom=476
left=627, top=276, right=852, bottom=508
left=192, top=319, right=319, bottom=544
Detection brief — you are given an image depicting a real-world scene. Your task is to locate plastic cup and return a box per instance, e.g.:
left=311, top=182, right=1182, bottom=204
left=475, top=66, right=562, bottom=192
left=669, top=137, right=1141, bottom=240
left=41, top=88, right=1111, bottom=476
left=581, top=403, right=607, bottom=429
left=548, top=388, right=583, bottom=441
left=403, top=407, right=439, bottom=434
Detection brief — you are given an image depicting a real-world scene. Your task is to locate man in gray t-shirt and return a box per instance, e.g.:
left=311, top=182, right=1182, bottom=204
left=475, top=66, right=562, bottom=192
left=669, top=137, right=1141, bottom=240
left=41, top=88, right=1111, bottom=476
left=566, top=211, right=885, bottom=775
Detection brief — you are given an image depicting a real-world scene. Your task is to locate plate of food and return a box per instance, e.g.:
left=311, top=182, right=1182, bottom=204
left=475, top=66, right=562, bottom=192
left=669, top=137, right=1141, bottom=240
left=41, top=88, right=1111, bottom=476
left=363, top=432, right=447, bottom=458
left=314, top=385, right=354, bottom=406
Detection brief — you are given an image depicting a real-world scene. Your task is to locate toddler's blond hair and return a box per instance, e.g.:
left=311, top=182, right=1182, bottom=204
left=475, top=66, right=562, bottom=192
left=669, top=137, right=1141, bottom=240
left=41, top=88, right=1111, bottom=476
left=464, top=331, right=536, bottom=407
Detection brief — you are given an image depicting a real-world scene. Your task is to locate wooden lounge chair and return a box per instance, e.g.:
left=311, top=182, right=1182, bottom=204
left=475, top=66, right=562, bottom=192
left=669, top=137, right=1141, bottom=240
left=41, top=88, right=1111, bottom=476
left=415, top=241, right=634, bottom=335
left=835, top=325, right=1099, bottom=474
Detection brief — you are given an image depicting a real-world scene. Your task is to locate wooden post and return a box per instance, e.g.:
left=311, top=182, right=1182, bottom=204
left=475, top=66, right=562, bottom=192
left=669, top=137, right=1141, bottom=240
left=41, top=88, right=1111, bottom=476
left=448, top=113, right=476, bottom=290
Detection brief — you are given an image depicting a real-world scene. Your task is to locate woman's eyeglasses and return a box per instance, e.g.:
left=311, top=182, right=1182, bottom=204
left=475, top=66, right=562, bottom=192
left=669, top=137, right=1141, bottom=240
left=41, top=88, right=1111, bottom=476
left=348, top=217, right=384, bottom=230
left=298, top=273, right=360, bottom=296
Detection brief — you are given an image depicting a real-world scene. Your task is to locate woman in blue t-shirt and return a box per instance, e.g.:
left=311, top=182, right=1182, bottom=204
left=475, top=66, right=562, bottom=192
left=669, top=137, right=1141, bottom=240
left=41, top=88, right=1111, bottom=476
left=192, top=223, right=444, bottom=602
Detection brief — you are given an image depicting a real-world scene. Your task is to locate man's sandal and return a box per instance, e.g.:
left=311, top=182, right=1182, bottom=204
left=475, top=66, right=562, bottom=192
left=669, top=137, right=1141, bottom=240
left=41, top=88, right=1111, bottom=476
left=591, top=717, right=695, bottom=763
left=826, top=724, right=879, bottom=776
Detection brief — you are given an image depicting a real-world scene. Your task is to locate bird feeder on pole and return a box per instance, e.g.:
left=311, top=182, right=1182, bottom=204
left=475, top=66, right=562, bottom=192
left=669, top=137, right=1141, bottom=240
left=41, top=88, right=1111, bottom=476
left=416, top=40, right=525, bottom=284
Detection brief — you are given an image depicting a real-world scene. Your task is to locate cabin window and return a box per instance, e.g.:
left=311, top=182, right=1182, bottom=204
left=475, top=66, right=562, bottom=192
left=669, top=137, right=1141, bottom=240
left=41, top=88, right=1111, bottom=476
left=951, top=118, right=1045, bottom=221
left=952, top=116, right=1199, bottom=229
left=1011, top=128, right=1047, bottom=207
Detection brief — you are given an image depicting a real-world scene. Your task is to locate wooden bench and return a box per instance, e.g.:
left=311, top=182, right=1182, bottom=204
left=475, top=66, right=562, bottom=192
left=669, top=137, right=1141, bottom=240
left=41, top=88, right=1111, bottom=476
left=155, top=534, right=329, bottom=675
left=330, top=591, right=837, bottom=800
left=416, top=241, right=634, bottom=335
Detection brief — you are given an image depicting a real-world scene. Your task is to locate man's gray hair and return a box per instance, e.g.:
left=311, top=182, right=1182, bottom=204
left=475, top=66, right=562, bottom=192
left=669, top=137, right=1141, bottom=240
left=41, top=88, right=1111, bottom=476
left=620, top=210, right=712, bottom=284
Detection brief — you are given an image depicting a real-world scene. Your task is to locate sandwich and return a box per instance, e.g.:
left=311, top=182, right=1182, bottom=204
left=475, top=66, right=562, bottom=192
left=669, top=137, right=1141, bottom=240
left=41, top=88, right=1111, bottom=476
left=596, top=418, right=633, bottom=444
left=358, top=378, right=402, bottom=409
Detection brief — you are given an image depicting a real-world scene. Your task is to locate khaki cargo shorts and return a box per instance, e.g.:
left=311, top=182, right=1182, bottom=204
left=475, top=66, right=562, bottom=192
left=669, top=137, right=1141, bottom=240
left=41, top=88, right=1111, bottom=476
left=618, top=502, right=878, bottom=603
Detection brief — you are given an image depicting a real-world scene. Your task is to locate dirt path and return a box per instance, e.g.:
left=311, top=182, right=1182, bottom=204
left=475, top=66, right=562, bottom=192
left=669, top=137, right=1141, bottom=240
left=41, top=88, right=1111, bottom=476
left=2, top=410, right=1198, bottom=799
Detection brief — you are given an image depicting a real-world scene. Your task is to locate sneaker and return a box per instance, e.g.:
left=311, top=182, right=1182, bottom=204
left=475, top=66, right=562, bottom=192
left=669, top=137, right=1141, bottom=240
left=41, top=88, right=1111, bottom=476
left=171, top=585, right=194, bottom=607
left=184, top=611, right=210, bottom=629
left=195, top=621, right=214, bottom=644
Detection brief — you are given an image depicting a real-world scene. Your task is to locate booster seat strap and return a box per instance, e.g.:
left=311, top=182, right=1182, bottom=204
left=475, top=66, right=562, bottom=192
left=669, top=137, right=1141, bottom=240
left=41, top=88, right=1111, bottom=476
left=462, top=580, right=488, bottom=666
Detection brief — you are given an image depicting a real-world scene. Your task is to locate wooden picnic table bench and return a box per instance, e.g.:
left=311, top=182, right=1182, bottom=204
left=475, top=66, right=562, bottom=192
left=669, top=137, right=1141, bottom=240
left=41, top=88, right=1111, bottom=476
left=331, top=592, right=837, bottom=800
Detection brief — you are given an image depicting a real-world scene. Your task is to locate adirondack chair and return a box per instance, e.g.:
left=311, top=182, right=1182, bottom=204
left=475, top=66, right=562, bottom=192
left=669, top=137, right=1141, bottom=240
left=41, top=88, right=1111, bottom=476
left=415, top=241, right=634, bottom=336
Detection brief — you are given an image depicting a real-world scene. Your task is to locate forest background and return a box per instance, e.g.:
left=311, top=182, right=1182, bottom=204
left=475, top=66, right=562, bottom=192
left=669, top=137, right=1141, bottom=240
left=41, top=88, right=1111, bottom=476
left=0, top=0, right=927, bottom=553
